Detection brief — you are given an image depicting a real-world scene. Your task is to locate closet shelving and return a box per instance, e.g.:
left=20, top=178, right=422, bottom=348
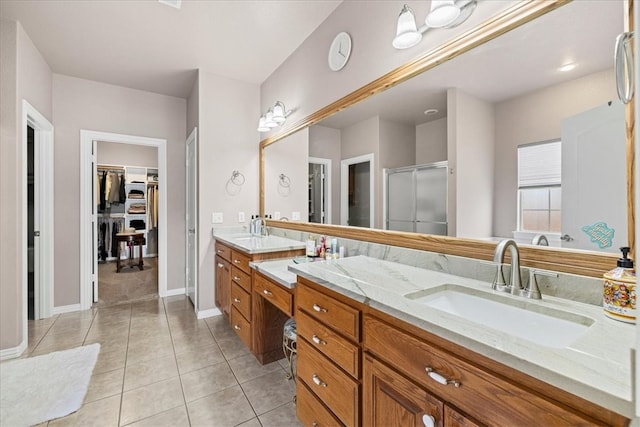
left=97, top=164, right=159, bottom=261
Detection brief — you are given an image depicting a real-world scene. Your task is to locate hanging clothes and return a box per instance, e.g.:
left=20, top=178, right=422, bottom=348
left=111, top=221, right=120, bottom=258
left=108, top=171, right=121, bottom=204
left=119, top=174, right=126, bottom=203
left=99, top=170, right=107, bottom=211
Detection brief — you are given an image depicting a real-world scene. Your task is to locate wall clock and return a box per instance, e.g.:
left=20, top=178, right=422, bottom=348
left=328, top=32, right=352, bottom=72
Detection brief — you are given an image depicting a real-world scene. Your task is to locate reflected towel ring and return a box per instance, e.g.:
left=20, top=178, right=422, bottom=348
left=279, top=174, right=291, bottom=188
left=230, top=170, right=245, bottom=186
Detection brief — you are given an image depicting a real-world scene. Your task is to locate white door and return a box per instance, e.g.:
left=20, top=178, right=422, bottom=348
left=308, top=157, right=332, bottom=224
left=186, top=128, right=198, bottom=306
left=561, top=101, right=627, bottom=251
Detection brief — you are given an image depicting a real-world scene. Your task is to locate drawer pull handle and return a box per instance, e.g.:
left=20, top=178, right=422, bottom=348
left=311, top=335, right=326, bottom=345
left=233, top=276, right=241, bottom=281
left=217, top=249, right=224, bottom=253
left=312, top=423, right=318, bottom=427
left=425, top=367, right=460, bottom=387
left=217, top=263, right=224, bottom=268
left=312, top=374, right=327, bottom=387
left=233, top=298, right=241, bottom=303
left=263, top=289, right=273, bottom=296
left=312, top=304, right=328, bottom=313
left=234, top=325, right=241, bottom=330
left=233, top=259, right=241, bottom=264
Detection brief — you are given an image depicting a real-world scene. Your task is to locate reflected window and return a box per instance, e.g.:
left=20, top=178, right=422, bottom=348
left=517, top=141, right=561, bottom=233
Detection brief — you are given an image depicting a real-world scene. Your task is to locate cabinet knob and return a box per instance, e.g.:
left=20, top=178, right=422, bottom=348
left=311, top=335, right=326, bottom=346
left=312, top=374, right=327, bottom=387
left=263, top=289, right=273, bottom=296
left=234, top=325, right=241, bottom=330
left=217, top=263, right=224, bottom=268
left=422, top=414, right=436, bottom=427
left=233, top=298, right=241, bottom=303
left=312, top=304, right=328, bottom=313
left=425, top=367, right=460, bottom=387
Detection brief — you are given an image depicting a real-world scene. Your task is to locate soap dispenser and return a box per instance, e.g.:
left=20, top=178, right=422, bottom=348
left=603, top=246, right=636, bottom=323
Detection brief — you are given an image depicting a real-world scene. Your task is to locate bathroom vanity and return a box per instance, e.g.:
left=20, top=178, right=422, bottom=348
left=290, top=256, right=633, bottom=426
left=213, top=232, right=304, bottom=359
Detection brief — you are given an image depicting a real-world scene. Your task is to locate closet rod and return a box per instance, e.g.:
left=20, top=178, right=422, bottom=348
left=97, top=166, right=125, bottom=172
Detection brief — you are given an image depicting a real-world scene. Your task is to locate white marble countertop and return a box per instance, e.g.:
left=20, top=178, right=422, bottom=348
left=250, top=257, right=320, bottom=289
left=288, top=255, right=635, bottom=417
left=213, top=230, right=305, bottom=255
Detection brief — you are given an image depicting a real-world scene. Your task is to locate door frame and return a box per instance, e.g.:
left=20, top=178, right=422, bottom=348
left=308, top=157, right=332, bottom=224
left=340, top=153, right=374, bottom=227
left=21, top=100, right=54, bottom=322
left=80, top=130, right=168, bottom=310
left=185, top=128, right=198, bottom=310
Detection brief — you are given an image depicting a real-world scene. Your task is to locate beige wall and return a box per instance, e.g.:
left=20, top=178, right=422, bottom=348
left=97, top=141, right=158, bottom=168
left=493, top=69, right=616, bottom=238
left=52, top=74, right=187, bottom=307
left=260, top=1, right=514, bottom=135
left=264, top=128, right=309, bottom=220
left=448, top=88, right=495, bottom=239
left=197, top=70, right=260, bottom=313
left=309, top=125, right=341, bottom=224
left=416, top=118, right=447, bottom=164
left=1, top=20, right=53, bottom=351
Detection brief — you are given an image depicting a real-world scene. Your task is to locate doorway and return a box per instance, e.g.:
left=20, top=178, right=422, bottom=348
left=22, top=101, right=54, bottom=327
left=308, top=157, right=331, bottom=224
left=80, top=130, right=168, bottom=310
left=341, top=154, right=374, bottom=227
left=95, top=142, right=160, bottom=305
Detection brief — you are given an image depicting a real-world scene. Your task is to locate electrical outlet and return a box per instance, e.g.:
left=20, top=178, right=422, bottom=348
left=291, top=211, right=301, bottom=221
left=274, top=211, right=281, bottom=220
left=212, top=212, right=223, bottom=224
left=238, top=212, right=245, bottom=223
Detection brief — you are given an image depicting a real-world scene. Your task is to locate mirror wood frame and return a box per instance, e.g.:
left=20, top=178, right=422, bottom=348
left=259, top=0, right=635, bottom=279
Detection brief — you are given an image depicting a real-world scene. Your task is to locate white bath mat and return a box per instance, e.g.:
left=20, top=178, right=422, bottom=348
left=0, top=343, right=100, bottom=427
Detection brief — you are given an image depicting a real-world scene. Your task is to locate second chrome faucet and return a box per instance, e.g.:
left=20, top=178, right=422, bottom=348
left=492, top=239, right=553, bottom=300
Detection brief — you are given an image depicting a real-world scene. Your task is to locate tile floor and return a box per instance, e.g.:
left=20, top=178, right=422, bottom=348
left=24, top=296, right=301, bottom=427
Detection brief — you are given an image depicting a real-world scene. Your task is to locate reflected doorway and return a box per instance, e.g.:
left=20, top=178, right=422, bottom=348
left=341, top=154, right=374, bottom=228
left=308, top=157, right=331, bottom=224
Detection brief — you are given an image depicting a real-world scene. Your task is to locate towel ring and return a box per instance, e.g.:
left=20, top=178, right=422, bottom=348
left=230, top=170, right=245, bottom=186
left=279, top=174, right=291, bottom=188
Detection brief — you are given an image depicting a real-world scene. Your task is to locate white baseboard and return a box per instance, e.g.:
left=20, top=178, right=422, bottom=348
left=197, top=308, right=221, bottom=319
left=0, top=339, right=27, bottom=361
left=162, top=288, right=186, bottom=297
left=52, top=303, right=82, bottom=315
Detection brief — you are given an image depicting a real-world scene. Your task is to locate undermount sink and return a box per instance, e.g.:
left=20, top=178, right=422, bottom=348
left=404, top=285, right=594, bottom=348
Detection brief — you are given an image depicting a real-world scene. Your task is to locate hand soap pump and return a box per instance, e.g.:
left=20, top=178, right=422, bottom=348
left=603, top=246, right=636, bottom=323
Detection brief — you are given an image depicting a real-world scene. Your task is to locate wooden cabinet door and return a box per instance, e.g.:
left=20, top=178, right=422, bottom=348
left=444, top=406, right=481, bottom=427
left=364, top=354, right=443, bottom=427
left=215, top=255, right=231, bottom=318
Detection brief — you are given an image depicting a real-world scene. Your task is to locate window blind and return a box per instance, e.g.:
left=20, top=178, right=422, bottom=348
left=517, top=141, right=561, bottom=188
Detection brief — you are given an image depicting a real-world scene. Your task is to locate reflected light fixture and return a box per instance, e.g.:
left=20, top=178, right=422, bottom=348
left=392, top=0, right=477, bottom=50
left=257, top=101, right=293, bottom=132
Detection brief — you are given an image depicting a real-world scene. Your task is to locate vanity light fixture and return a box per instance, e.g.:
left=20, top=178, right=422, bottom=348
left=393, top=0, right=478, bottom=50
left=257, top=101, right=293, bottom=132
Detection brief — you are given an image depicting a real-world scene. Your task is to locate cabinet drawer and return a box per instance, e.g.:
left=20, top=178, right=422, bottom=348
left=445, top=405, right=481, bottom=427
left=363, top=315, right=595, bottom=426
left=231, top=282, right=251, bottom=320
left=297, top=283, right=360, bottom=341
left=231, top=266, right=251, bottom=292
left=230, top=306, right=251, bottom=350
left=231, top=250, right=251, bottom=274
left=215, top=242, right=231, bottom=262
left=298, top=338, right=359, bottom=426
left=297, top=380, right=344, bottom=427
left=298, top=310, right=360, bottom=378
left=254, top=273, right=293, bottom=316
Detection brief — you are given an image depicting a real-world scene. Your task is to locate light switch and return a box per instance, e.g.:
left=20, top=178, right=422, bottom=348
left=291, top=211, right=301, bottom=221
left=212, top=212, right=223, bottom=224
left=238, top=212, right=245, bottom=223
left=274, top=211, right=281, bottom=220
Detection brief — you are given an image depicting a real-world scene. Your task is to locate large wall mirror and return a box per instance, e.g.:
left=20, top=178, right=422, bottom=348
left=260, top=0, right=634, bottom=277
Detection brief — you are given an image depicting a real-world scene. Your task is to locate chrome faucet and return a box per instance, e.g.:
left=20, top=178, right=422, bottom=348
left=532, top=234, right=549, bottom=246
left=492, top=239, right=523, bottom=294
left=250, top=216, right=268, bottom=237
